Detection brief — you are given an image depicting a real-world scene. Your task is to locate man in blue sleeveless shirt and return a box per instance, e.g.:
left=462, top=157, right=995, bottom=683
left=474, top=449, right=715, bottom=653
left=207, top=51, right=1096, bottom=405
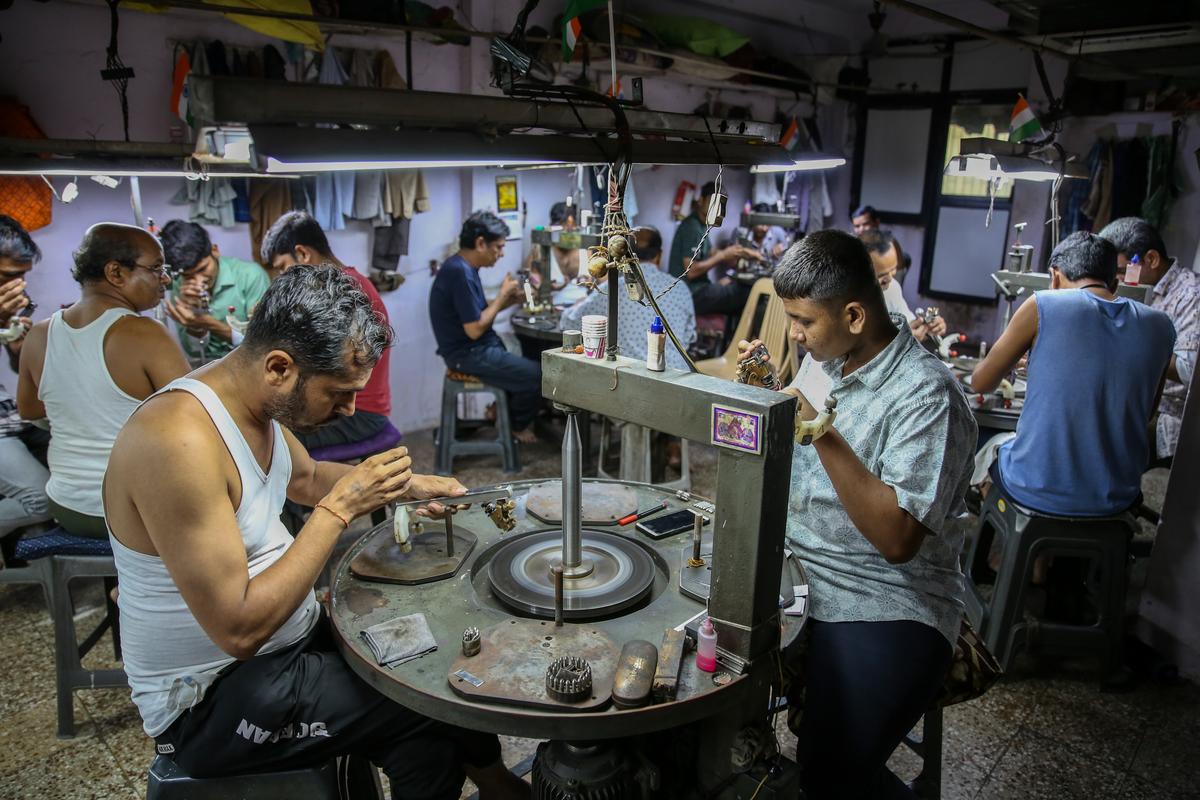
left=972, top=232, right=1175, bottom=516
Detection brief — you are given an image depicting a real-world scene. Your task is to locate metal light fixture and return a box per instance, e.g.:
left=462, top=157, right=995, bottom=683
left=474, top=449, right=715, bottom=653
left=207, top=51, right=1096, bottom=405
left=246, top=126, right=795, bottom=173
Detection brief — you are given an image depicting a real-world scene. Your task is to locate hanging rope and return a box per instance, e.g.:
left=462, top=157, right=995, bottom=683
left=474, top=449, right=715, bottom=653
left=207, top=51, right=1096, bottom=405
left=102, top=0, right=134, bottom=142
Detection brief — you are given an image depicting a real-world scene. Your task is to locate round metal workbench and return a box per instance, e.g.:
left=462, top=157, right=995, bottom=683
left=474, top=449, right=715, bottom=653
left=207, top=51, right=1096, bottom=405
left=330, top=478, right=806, bottom=741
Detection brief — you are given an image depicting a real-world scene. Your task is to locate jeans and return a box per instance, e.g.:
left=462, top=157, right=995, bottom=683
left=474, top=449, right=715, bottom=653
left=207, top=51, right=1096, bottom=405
left=791, top=620, right=952, bottom=800
left=0, top=435, right=51, bottom=537
left=447, top=345, right=542, bottom=431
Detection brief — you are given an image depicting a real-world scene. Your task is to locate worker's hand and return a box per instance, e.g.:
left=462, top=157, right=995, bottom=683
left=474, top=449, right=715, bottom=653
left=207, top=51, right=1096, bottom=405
left=909, top=318, right=930, bottom=343
left=165, top=296, right=216, bottom=333
left=736, top=246, right=765, bottom=262
left=927, top=316, right=948, bottom=337
left=407, top=475, right=469, bottom=519
left=771, top=242, right=786, bottom=258
left=177, top=279, right=210, bottom=309
left=324, top=446, right=413, bottom=520
left=499, top=273, right=523, bottom=307
left=0, top=279, right=29, bottom=326
left=796, top=391, right=819, bottom=422
left=736, top=338, right=766, bottom=364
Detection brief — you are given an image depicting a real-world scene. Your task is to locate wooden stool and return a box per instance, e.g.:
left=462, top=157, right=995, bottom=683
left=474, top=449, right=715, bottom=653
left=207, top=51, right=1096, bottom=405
left=436, top=370, right=519, bottom=475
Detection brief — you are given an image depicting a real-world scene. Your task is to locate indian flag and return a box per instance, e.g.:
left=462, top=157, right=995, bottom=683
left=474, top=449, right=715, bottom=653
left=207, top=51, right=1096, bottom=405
left=780, top=118, right=801, bottom=152
left=562, top=0, right=607, bottom=61
left=1009, top=95, right=1043, bottom=143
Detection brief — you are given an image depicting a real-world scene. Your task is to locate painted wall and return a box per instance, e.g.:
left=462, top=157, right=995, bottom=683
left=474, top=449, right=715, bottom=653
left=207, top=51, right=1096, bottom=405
left=1, top=0, right=841, bottom=435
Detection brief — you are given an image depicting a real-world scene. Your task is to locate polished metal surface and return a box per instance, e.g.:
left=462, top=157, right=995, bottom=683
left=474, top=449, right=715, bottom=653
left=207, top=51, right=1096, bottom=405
left=330, top=479, right=805, bottom=741
left=561, top=413, right=584, bottom=573
left=487, top=530, right=655, bottom=620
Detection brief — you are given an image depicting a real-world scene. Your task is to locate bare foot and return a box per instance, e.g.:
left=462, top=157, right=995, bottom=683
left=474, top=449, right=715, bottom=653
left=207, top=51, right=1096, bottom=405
left=485, top=402, right=497, bottom=423
left=513, top=427, right=537, bottom=445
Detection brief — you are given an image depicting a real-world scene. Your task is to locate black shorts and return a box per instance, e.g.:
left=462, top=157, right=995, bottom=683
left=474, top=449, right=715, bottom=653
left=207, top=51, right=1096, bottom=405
left=155, top=615, right=500, bottom=800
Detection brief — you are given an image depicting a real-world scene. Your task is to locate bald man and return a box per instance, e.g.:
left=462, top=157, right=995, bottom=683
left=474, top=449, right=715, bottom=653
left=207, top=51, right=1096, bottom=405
left=18, top=223, right=190, bottom=537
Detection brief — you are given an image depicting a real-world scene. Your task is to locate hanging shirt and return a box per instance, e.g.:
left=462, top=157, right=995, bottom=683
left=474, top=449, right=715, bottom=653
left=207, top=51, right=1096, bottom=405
left=997, top=289, right=1175, bottom=516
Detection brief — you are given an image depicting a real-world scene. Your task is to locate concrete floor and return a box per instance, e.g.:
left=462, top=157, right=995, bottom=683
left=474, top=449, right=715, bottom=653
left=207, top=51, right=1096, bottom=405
left=1, top=422, right=1197, bottom=799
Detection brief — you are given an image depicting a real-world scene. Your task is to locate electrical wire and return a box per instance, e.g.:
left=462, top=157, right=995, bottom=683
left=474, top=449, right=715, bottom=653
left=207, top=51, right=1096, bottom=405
left=104, top=0, right=133, bottom=142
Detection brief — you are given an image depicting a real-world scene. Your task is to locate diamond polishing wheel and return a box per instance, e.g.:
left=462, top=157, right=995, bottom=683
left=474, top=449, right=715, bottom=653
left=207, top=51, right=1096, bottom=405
left=487, top=530, right=656, bottom=621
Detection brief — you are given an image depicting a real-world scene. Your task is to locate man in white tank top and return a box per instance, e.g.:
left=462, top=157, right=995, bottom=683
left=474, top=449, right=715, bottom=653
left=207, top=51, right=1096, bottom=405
left=18, top=223, right=190, bottom=538
left=104, top=266, right=528, bottom=799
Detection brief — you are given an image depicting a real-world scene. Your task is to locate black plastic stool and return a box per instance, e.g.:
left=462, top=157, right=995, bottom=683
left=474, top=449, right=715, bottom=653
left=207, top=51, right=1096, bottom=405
left=146, top=754, right=381, bottom=799
left=964, top=487, right=1134, bottom=683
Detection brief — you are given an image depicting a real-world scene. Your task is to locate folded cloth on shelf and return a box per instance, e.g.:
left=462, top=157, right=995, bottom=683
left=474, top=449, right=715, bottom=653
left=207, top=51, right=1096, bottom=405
left=359, top=612, right=438, bottom=667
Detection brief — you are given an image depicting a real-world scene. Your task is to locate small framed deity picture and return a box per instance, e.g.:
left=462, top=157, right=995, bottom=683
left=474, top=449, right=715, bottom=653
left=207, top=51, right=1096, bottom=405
left=710, top=404, right=762, bottom=455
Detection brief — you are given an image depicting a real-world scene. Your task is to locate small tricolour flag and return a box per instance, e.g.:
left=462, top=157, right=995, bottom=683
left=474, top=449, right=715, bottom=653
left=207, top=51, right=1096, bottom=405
left=562, top=0, right=607, bottom=62
left=780, top=118, right=802, bottom=152
left=1009, top=95, right=1043, bottom=143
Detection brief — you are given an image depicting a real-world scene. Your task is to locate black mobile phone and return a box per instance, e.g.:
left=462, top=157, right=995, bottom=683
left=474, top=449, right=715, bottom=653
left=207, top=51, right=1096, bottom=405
left=17, top=295, right=35, bottom=318
left=636, top=509, right=707, bottom=540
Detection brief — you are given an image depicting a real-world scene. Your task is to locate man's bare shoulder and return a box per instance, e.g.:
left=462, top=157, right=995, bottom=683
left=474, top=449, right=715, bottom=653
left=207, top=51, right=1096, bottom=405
left=114, top=390, right=220, bottom=465
left=108, top=313, right=175, bottom=346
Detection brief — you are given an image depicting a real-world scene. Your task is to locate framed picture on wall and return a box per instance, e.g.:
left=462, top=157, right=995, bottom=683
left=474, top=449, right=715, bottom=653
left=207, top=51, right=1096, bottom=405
left=495, top=175, right=519, bottom=212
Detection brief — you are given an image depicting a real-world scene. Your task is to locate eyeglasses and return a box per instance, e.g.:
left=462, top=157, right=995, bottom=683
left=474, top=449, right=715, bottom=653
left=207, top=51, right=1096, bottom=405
left=120, top=260, right=169, bottom=278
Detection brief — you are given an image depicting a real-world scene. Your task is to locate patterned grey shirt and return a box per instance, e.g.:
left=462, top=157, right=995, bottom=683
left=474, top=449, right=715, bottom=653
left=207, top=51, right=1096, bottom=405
left=787, top=318, right=978, bottom=645
left=560, top=264, right=696, bottom=371
left=1149, top=259, right=1200, bottom=457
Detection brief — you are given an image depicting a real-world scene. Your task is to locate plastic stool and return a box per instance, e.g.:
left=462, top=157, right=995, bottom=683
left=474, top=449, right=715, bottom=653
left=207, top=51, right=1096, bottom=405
left=147, top=754, right=382, bottom=799
left=435, top=370, right=519, bottom=475
left=2, top=528, right=126, bottom=737
left=964, top=487, right=1134, bottom=682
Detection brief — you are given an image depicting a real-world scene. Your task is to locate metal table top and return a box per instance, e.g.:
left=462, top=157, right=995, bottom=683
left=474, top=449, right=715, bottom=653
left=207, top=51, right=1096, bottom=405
left=512, top=311, right=564, bottom=343
left=330, top=478, right=806, bottom=740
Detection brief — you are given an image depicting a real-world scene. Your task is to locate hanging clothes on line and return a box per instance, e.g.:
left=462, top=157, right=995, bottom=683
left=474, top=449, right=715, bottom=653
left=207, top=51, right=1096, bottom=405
left=312, top=48, right=356, bottom=231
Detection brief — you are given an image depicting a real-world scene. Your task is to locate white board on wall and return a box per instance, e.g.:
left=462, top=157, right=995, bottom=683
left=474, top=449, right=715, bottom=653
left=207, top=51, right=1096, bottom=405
left=860, top=108, right=932, bottom=215
left=928, top=205, right=1011, bottom=298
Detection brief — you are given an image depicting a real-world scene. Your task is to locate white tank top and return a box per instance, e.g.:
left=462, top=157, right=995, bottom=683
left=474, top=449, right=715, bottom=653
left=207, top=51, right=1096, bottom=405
left=109, top=377, right=319, bottom=737
left=40, top=308, right=142, bottom=516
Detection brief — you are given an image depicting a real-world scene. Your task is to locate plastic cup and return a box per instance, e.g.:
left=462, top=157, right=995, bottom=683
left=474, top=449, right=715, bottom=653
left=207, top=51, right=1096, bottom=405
left=561, top=330, right=582, bottom=352
left=582, top=332, right=606, bottom=359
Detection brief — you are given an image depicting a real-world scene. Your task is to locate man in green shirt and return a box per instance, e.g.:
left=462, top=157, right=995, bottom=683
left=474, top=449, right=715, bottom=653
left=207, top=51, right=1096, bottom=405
left=160, top=220, right=270, bottom=361
left=667, top=181, right=762, bottom=317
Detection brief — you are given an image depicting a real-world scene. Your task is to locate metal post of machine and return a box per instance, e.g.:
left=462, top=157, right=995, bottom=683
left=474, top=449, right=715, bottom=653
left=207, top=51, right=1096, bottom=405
left=542, top=352, right=794, bottom=661
left=560, top=409, right=590, bottom=577
left=606, top=260, right=619, bottom=361
left=444, top=511, right=456, bottom=559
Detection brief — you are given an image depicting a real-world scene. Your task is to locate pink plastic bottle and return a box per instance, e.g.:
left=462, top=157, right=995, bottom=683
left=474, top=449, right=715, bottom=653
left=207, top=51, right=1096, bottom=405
left=696, top=618, right=718, bottom=672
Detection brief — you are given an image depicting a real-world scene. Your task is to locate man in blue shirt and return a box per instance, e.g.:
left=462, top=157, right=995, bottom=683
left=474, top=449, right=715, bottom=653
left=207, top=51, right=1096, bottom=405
left=972, top=231, right=1175, bottom=516
left=429, top=211, right=538, bottom=443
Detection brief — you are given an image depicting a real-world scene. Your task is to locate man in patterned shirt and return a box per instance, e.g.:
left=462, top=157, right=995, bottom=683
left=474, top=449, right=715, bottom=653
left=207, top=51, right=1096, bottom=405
left=743, top=230, right=976, bottom=800
left=1098, top=217, right=1198, bottom=458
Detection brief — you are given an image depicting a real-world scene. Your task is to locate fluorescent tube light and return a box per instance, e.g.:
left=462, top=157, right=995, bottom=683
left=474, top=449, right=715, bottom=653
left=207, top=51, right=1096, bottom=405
left=751, top=155, right=846, bottom=174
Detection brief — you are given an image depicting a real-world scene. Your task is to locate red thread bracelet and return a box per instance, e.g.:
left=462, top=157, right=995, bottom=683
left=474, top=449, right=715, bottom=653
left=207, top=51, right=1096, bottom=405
left=316, top=503, right=349, bottom=529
